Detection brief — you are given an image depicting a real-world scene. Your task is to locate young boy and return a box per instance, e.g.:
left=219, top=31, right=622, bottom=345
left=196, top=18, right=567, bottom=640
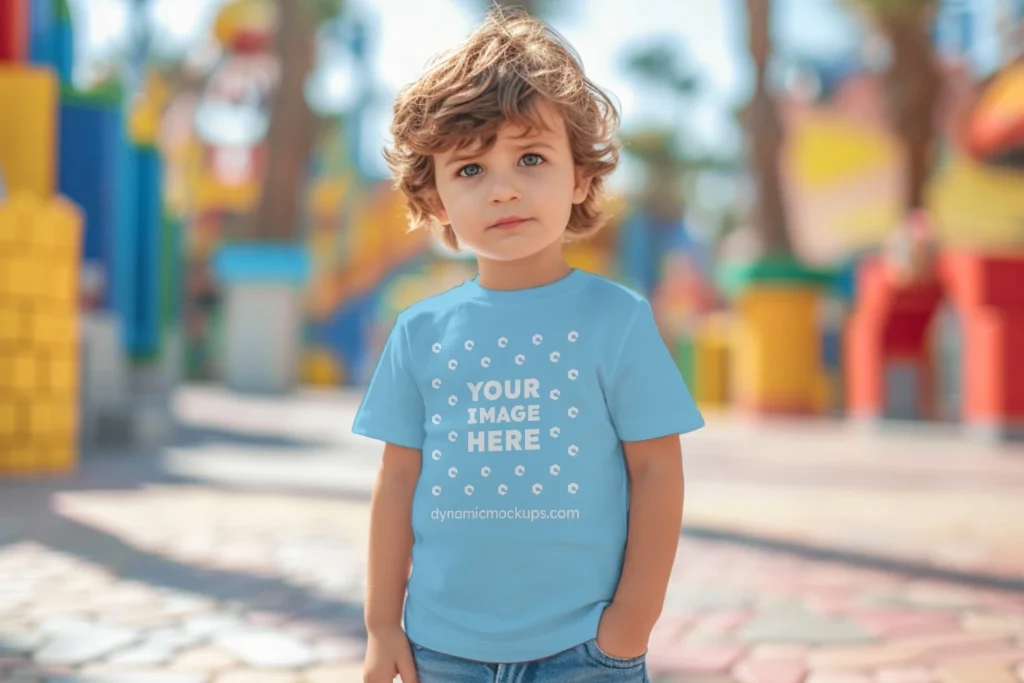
left=353, top=8, right=704, bottom=682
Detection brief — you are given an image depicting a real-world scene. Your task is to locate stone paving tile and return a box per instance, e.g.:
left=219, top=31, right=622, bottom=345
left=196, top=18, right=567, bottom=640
left=804, top=673, right=874, bottom=683
left=806, top=632, right=1013, bottom=671
left=8, top=662, right=76, bottom=680
left=902, top=583, right=987, bottom=610
left=244, top=612, right=293, bottom=628
left=855, top=610, right=963, bottom=639
left=99, top=610, right=181, bottom=631
left=647, top=643, right=747, bottom=675
left=928, top=644, right=1024, bottom=667
left=807, top=643, right=922, bottom=671
left=649, top=613, right=696, bottom=647
left=34, top=623, right=140, bottom=667
left=301, top=663, right=364, bottom=683
left=105, top=641, right=180, bottom=667
left=213, top=630, right=316, bottom=669
left=737, top=608, right=875, bottom=644
left=47, top=675, right=208, bottom=683
left=746, top=644, right=808, bottom=660
left=157, top=595, right=217, bottom=618
left=650, top=676, right=739, bottom=683
left=179, top=615, right=245, bottom=638
left=689, top=610, right=754, bottom=638
left=963, top=612, right=1024, bottom=635
left=280, top=619, right=351, bottom=642
left=0, top=631, right=46, bottom=655
left=213, top=670, right=299, bottom=683
left=166, top=647, right=238, bottom=673
left=917, top=634, right=1018, bottom=662
left=665, top=588, right=754, bottom=611
left=139, top=627, right=205, bottom=651
left=732, top=656, right=806, bottom=683
left=890, top=630, right=1009, bottom=654
left=875, top=667, right=938, bottom=682
left=310, top=636, right=365, bottom=662
left=936, top=661, right=1020, bottom=682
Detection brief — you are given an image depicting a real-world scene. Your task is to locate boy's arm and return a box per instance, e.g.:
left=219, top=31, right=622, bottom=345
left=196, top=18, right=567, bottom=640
left=364, top=442, right=421, bottom=633
left=598, top=434, right=684, bottom=655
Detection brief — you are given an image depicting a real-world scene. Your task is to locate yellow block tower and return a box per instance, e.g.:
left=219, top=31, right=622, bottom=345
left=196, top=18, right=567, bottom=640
left=0, top=55, right=82, bottom=476
left=0, top=193, right=81, bottom=475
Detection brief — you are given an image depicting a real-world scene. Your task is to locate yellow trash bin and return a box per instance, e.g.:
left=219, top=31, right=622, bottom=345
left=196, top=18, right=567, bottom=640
left=719, top=258, right=833, bottom=416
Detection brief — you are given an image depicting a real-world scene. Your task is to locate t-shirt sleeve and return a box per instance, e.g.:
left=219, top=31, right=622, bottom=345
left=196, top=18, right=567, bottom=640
left=607, top=300, right=705, bottom=441
left=351, top=316, right=426, bottom=449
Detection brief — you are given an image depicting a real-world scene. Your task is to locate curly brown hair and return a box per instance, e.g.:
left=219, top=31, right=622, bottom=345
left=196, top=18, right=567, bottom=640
left=383, top=6, right=621, bottom=251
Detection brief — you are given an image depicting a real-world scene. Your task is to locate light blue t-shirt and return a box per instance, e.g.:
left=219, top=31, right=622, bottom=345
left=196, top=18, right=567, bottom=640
left=352, top=268, right=704, bottom=663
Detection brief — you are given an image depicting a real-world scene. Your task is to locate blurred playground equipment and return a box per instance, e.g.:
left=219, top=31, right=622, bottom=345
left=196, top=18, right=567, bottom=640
left=702, top=9, right=1024, bottom=438
left=174, top=0, right=716, bottom=390
left=0, top=0, right=181, bottom=477
left=4, top=1, right=1024, bottom=481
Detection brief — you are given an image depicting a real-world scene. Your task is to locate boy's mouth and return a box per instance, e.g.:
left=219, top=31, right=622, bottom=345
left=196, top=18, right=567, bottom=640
left=488, top=216, right=531, bottom=230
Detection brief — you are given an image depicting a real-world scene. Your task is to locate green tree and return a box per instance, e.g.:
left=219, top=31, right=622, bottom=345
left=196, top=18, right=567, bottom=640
left=624, top=40, right=698, bottom=131
left=625, top=43, right=697, bottom=92
left=621, top=40, right=697, bottom=219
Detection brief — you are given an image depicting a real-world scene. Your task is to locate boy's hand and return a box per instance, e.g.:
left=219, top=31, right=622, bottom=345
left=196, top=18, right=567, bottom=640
left=363, top=624, right=418, bottom=683
left=596, top=601, right=651, bottom=659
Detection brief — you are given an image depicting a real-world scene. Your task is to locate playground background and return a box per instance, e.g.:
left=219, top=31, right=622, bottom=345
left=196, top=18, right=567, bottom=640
left=3, top=2, right=1024, bottom=682
left=0, top=0, right=1021, bottom=468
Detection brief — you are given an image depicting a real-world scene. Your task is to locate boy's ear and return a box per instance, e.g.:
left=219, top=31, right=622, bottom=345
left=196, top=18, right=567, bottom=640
left=425, top=189, right=450, bottom=225
left=572, top=167, right=593, bottom=205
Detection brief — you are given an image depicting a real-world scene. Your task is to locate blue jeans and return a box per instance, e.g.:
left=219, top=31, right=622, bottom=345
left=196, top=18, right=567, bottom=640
left=410, top=638, right=650, bottom=682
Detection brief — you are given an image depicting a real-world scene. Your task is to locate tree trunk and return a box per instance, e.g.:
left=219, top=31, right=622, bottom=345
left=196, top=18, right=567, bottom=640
left=251, top=0, right=317, bottom=241
left=744, top=0, right=792, bottom=258
left=882, top=9, right=942, bottom=212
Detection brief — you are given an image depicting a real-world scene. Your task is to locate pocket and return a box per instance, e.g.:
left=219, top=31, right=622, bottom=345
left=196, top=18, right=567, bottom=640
left=583, top=637, right=646, bottom=668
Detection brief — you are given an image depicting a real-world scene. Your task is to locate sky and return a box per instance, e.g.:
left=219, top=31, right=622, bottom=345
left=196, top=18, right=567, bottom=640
left=66, top=0, right=1009, bottom=182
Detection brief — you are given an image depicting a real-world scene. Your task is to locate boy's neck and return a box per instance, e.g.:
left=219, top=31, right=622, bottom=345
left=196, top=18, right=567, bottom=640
left=476, top=241, right=571, bottom=292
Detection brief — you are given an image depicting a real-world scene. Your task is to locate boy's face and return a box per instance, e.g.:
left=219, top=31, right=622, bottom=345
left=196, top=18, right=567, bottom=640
left=430, top=98, right=591, bottom=263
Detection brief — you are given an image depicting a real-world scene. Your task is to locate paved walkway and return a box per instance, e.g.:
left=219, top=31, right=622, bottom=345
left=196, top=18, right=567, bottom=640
left=168, top=387, right=1024, bottom=583
left=680, top=413, right=1024, bottom=585
left=0, top=386, right=1021, bottom=682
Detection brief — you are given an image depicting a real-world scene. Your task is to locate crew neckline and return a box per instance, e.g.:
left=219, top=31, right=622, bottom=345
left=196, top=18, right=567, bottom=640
left=464, top=268, right=587, bottom=302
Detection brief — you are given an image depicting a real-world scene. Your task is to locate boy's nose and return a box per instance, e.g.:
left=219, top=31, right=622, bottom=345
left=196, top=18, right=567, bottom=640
left=488, top=179, right=521, bottom=204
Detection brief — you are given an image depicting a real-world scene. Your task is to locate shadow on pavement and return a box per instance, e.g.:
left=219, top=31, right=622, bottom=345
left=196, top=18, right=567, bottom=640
left=0, top=431, right=369, bottom=638
left=164, top=423, right=337, bottom=452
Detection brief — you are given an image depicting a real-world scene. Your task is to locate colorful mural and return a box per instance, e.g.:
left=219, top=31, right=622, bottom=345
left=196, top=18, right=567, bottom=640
left=779, top=57, right=1024, bottom=266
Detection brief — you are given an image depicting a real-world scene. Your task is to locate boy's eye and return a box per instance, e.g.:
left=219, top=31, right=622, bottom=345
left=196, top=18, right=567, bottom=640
left=458, top=164, right=483, bottom=177
left=520, top=153, right=545, bottom=167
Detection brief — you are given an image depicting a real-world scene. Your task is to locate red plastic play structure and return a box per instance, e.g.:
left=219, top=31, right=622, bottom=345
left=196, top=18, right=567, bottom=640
left=0, top=0, right=29, bottom=62
left=845, top=251, right=1024, bottom=440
